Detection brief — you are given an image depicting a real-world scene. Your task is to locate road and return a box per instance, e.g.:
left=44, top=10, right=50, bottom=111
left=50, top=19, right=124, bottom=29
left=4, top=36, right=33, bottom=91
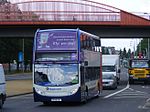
left=2, top=67, right=150, bottom=112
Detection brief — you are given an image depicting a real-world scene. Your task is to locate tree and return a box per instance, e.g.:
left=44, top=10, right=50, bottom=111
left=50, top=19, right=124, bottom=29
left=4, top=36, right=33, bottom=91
left=123, top=48, right=127, bottom=58
left=119, top=49, right=123, bottom=59
left=127, top=49, right=131, bottom=59
left=136, top=38, right=148, bottom=58
left=0, top=38, right=33, bottom=72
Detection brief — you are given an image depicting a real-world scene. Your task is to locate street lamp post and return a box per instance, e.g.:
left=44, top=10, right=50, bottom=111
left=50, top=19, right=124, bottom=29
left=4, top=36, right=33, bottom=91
left=139, top=38, right=142, bottom=58
left=22, top=38, right=24, bottom=74
left=148, top=38, right=150, bottom=59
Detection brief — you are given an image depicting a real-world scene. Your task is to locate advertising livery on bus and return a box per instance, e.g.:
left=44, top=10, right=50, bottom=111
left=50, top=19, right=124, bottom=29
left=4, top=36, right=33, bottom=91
left=33, top=29, right=102, bottom=104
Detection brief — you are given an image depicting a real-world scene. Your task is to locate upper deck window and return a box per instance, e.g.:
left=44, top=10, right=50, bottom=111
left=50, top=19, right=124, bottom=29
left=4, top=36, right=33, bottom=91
left=35, top=52, right=78, bottom=61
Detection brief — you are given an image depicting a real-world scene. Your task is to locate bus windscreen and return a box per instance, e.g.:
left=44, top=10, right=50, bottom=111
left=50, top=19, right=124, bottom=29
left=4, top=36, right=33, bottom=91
left=131, top=60, right=149, bottom=68
left=36, top=31, right=77, bottom=51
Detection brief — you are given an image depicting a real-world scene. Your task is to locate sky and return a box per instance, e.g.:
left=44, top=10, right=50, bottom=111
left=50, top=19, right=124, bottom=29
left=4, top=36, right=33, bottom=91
left=93, top=0, right=150, bottom=12
left=93, top=0, right=150, bottom=51
left=101, top=38, right=141, bottom=52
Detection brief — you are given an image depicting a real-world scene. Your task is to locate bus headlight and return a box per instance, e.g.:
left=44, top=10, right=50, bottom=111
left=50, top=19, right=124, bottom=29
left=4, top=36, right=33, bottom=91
left=69, top=88, right=78, bottom=95
left=36, top=88, right=45, bottom=95
left=129, top=75, right=133, bottom=77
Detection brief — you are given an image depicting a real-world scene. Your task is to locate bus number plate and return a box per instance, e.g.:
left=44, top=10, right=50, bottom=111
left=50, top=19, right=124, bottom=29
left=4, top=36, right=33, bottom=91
left=51, top=98, right=62, bottom=102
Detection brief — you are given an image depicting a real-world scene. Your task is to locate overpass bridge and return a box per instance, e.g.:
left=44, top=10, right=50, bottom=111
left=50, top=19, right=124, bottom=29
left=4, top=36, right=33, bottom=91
left=0, top=0, right=150, bottom=38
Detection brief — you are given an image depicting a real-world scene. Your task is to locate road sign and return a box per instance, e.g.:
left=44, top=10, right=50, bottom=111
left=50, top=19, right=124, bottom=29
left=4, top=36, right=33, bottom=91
left=18, top=52, right=23, bottom=62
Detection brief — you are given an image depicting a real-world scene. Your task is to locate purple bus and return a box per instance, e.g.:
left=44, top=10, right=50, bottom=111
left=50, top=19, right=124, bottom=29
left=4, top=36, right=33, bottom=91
left=33, top=29, right=102, bottom=104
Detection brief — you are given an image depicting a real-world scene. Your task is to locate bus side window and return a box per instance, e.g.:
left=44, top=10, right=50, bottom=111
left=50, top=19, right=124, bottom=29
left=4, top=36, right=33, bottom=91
left=83, top=36, right=87, bottom=49
left=95, top=39, right=101, bottom=46
left=80, top=66, right=84, bottom=84
left=89, top=37, right=94, bottom=51
left=87, top=38, right=90, bottom=50
left=80, top=35, right=84, bottom=50
left=85, top=67, right=89, bottom=82
left=95, top=67, right=100, bottom=78
left=86, top=67, right=96, bottom=81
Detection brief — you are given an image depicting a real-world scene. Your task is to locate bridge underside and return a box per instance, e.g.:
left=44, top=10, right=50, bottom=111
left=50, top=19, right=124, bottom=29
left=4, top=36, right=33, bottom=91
left=0, top=25, right=150, bottom=38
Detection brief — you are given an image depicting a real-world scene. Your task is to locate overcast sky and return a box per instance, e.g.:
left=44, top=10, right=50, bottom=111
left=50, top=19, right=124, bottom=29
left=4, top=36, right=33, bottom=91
left=93, top=0, right=149, bottom=51
left=93, top=0, right=150, bottom=12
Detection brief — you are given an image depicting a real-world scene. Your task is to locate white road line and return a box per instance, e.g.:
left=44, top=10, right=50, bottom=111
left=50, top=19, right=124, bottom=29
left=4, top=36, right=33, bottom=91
left=135, top=90, right=148, bottom=94
left=116, top=93, right=146, bottom=96
left=113, top=96, right=148, bottom=99
left=128, top=88, right=134, bottom=91
left=146, top=98, right=150, bottom=102
left=103, top=83, right=130, bottom=99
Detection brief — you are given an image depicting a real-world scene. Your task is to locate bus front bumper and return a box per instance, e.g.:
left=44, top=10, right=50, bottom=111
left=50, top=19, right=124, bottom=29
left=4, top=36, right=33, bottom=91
left=33, top=88, right=81, bottom=102
left=129, top=75, right=150, bottom=81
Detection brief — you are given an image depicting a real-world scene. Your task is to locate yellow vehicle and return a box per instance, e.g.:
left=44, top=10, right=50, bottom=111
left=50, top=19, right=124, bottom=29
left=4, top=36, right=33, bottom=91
left=128, top=59, right=150, bottom=84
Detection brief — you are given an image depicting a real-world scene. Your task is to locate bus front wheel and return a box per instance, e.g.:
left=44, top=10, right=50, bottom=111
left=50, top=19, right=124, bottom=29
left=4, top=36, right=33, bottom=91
left=83, top=90, right=88, bottom=103
left=0, top=95, right=3, bottom=109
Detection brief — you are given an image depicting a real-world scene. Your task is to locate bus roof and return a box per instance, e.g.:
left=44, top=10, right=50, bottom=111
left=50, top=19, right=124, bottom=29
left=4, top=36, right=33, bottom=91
left=37, top=29, right=78, bottom=33
left=36, top=28, right=100, bottom=40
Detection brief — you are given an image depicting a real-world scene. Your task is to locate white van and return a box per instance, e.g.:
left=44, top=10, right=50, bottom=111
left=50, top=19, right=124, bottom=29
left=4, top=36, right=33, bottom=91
left=0, top=64, right=6, bottom=109
left=102, top=55, right=121, bottom=83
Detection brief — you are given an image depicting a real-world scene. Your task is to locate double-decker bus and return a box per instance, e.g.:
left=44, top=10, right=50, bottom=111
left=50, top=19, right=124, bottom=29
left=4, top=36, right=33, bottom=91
left=128, top=58, right=150, bottom=84
left=33, top=29, right=102, bottom=104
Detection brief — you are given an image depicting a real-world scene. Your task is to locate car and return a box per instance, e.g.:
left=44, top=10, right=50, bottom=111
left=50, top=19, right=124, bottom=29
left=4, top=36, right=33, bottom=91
left=0, top=64, right=6, bottom=109
left=102, top=73, right=117, bottom=89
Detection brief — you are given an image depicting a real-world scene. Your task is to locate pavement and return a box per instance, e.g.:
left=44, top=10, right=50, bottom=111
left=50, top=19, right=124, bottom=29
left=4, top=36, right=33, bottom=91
left=6, top=73, right=33, bottom=97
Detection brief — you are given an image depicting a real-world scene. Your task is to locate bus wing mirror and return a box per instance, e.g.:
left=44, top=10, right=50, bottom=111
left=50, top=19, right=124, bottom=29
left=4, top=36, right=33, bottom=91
left=118, top=69, right=121, bottom=73
left=84, top=61, right=88, bottom=66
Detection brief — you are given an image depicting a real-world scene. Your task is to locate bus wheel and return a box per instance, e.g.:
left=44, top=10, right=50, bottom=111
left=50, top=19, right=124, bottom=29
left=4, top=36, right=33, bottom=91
left=0, top=96, right=3, bottom=109
left=83, top=90, right=88, bottom=103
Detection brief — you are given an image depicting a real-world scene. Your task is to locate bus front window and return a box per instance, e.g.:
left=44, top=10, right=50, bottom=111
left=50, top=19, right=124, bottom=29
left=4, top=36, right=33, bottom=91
left=35, top=52, right=78, bottom=61
left=34, top=64, right=78, bottom=86
left=132, top=61, right=149, bottom=68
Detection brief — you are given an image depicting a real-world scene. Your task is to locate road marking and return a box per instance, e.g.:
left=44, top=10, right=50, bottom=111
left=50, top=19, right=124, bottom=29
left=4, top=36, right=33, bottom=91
left=114, top=96, right=148, bottom=99
left=128, top=88, right=134, bottom=91
left=142, top=86, right=149, bottom=89
left=135, top=90, right=148, bottom=94
left=146, top=98, right=150, bottom=102
left=116, top=93, right=147, bottom=96
left=138, top=105, right=148, bottom=109
left=138, top=100, right=150, bottom=109
left=103, top=83, right=130, bottom=99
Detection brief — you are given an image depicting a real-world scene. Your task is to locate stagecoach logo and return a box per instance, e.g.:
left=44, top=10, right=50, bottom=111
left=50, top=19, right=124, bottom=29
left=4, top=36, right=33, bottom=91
left=46, top=87, right=61, bottom=91
left=38, top=33, right=54, bottom=48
